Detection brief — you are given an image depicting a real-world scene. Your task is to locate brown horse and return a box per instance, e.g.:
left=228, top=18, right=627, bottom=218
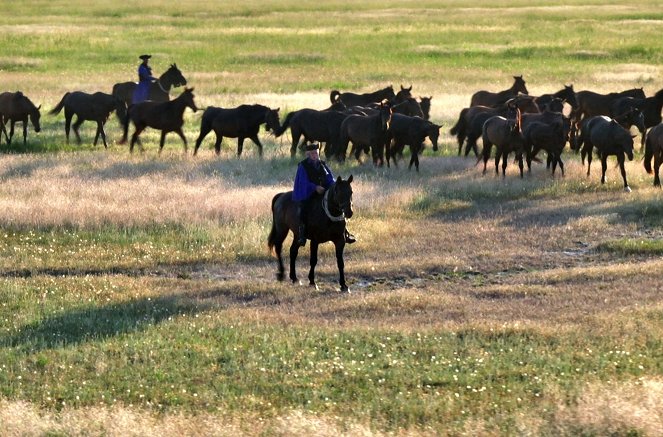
left=523, top=118, right=570, bottom=176
left=480, top=110, right=525, bottom=177
left=193, top=104, right=281, bottom=157
left=273, top=108, right=348, bottom=158
left=0, top=91, right=41, bottom=145
left=338, top=101, right=392, bottom=164
left=611, top=88, right=663, bottom=148
left=533, top=85, right=578, bottom=112
left=418, top=96, right=432, bottom=120
left=387, top=113, right=441, bottom=171
left=50, top=91, right=124, bottom=148
left=268, top=176, right=354, bottom=292
left=643, top=123, right=663, bottom=186
left=470, top=75, right=528, bottom=107
left=330, top=85, right=396, bottom=107
left=112, top=63, right=187, bottom=121
left=121, top=87, right=197, bottom=153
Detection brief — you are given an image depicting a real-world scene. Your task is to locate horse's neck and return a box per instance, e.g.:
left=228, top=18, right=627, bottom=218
left=158, top=70, right=173, bottom=90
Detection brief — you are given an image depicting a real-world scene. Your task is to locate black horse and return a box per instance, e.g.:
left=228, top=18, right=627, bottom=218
left=50, top=91, right=124, bottom=148
left=480, top=110, right=525, bottom=178
left=418, top=96, right=432, bottom=120
left=0, top=91, right=41, bottom=145
left=193, top=104, right=281, bottom=157
left=470, top=75, right=528, bottom=107
left=268, top=176, right=354, bottom=292
left=644, top=123, right=663, bottom=186
left=112, top=63, right=187, bottom=121
left=330, top=85, right=396, bottom=107
left=579, top=116, right=635, bottom=191
left=387, top=113, right=441, bottom=171
left=339, top=101, right=392, bottom=164
left=273, top=108, right=347, bottom=158
left=121, top=87, right=198, bottom=153
left=534, top=85, right=578, bottom=112
left=523, top=118, right=570, bottom=176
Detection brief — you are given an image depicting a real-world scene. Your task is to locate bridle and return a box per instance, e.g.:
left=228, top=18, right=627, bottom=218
left=322, top=184, right=349, bottom=222
left=156, top=79, right=169, bottom=93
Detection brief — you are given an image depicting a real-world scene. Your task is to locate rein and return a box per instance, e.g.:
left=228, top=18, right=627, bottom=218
left=322, top=187, right=346, bottom=222
left=156, top=79, right=169, bottom=94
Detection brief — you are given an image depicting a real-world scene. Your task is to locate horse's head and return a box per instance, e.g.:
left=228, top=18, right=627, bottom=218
left=331, top=175, right=354, bottom=219
left=513, top=75, right=528, bottom=95
left=394, top=84, right=412, bottom=104
left=30, top=104, right=41, bottom=133
left=163, top=63, right=187, bottom=88
left=379, top=100, right=392, bottom=131
left=546, top=97, right=565, bottom=113
left=182, top=87, right=198, bottom=112
left=427, top=122, right=441, bottom=152
left=419, top=96, right=432, bottom=120
left=264, top=107, right=281, bottom=133
left=563, top=84, right=578, bottom=108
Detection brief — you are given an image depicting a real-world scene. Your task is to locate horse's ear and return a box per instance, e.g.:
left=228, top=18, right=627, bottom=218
left=37, top=104, right=41, bottom=110
left=336, top=176, right=342, bottom=183
left=276, top=107, right=280, bottom=112
left=347, top=174, right=353, bottom=183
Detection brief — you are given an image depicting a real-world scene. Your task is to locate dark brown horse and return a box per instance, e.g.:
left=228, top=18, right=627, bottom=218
left=121, top=87, right=197, bottom=153
left=50, top=91, right=124, bottom=148
left=418, top=96, right=432, bottom=120
left=112, top=63, right=187, bottom=121
left=193, top=104, right=281, bottom=157
left=339, top=101, right=392, bottom=164
left=386, top=113, right=441, bottom=171
left=480, top=110, right=525, bottom=177
left=0, top=91, right=41, bottom=145
left=579, top=116, right=635, bottom=191
left=611, top=88, right=663, bottom=148
left=643, top=123, right=663, bottom=186
left=470, top=75, right=528, bottom=107
left=523, top=118, right=570, bottom=176
left=330, top=85, right=396, bottom=107
left=268, top=176, right=354, bottom=292
left=533, top=85, right=578, bottom=112
left=273, top=108, right=348, bottom=158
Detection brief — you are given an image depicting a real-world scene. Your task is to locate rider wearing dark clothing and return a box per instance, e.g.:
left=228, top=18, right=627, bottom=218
left=292, top=143, right=356, bottom=246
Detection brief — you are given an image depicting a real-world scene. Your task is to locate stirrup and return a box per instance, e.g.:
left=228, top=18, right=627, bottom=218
left=345, top=231, right=356, bottom=244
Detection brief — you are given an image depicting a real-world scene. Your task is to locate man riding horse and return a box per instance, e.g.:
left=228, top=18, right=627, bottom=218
left=293, top=143, right=356, bottom=246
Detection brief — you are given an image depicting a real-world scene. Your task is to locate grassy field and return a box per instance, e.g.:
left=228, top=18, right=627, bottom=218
left=1, top=1, right=663, bottom=436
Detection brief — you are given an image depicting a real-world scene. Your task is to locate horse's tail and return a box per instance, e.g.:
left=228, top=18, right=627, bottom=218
left=49, top=92, right=70, bottom=115
left=644, top=133, right=654, bottom=174
left=449, top=108, right=466, bottom=136
left=330, top=90, right=341, bottom=105
left=267, top=193, right=284, bottom=254
left=273, top=111, right=294, bottom=137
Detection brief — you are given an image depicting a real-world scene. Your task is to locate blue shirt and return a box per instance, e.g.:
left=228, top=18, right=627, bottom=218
left=132, top=63, right=155, bottom=104
left=292, top=158, right=334, bottom=202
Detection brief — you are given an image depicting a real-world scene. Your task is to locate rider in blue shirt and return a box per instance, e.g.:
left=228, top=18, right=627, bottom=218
left=293, top=143, right=356, bottom=246
left=132, top=54, right=156, bottom=104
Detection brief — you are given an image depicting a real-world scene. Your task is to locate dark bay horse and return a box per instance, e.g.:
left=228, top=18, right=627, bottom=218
left=112, top=63, right=187, bottom=121
left=418, top=96, right=432, bottom=120
left=339, top=101, right=392, bottom=164
left=470, top=75, right=528, bottom=107
left=121, top=87, right=198, bottom=153
left=50, top=91, right=124, bottom=148
left=480, top=110, right=525, bottom=178
left=523, top=118, right=570, bottom=176
left=386, top=113, right=441, bottom=171
left=611, top=88, right=663, bottom=148
left=644, top=123, right=663, bottom=186
left=193, top=104, right=280, bottom=157
left=268, top=176, right=354, bottom=292
left=330, top=85, right=396, bottom=107
left=0, top=91, right=41, bottom=145
left=579, top=116, right=635, bottom=191
left=273, top=108, right=347, bottom=158
left=534, top=85, right=578, bottom=112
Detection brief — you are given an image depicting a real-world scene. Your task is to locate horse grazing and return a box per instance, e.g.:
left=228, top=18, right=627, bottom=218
left=193, top=104, right=280, bottom=157
left=121, top=87, right=197, bottom=153
left=339, top=101, right=392, bottom=165
left=50, top=91, right=124, bottom=148
left=112, top=63, right=187, bottom=122
left=387, top=113, right=440, bottom=171
left=480, top=111, right=525, bottom=178
left=643, top=123, right=663, bottom=186
left=579, top=116, right=635, bottom=191
left=273, top=108, right=347, bottom=158
left=330, top=85, right=396, bottom=107
left=0, top=91, right=41, bottom=145
left=268, top=175, right=354, bottom=292
left=470, top=75, right=528, bottom=107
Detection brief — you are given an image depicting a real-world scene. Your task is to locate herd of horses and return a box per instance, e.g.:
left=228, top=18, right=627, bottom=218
left=451, top=75, right=663, bottom=191
left=5, top=66, right=663, bottom=290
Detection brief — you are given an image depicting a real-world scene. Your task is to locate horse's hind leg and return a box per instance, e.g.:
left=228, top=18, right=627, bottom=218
left=95, top=121, right=108, bottom=148
left=308, top=241, right=319, bottom=290
left=72, top=117, right=84, bottom=144
left=193, top=125, right=212, bottom=156
left=334, top=241, right=348, bottom=292
left=158, top=131, right=168, bottom=154
left=288, top=241, right=300, bottom=284
left=173, top=128, right=188, bottom=154
left=129, top=126, right=144, bottom=153
left=64, top=113, right=72, bottom=144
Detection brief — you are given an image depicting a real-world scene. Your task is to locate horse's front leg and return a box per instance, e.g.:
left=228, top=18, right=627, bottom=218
left=585, top=145, right=593, bottom=176
left=237, top=137, right=245, bottom=157
left=308, top=241, right=319, bottom=290
left=600, top=153, right=608, bottom=184
left=334, top=240, right=348, bottom=293
left=174, top=127, right=188, bottom=154
left=22, top=119, right=28, bottom=145
left=8, top=120, right=15, bottom=145
left=249, top=135, right=264, bottom=158
left=129, top=126, right=144, bottom=153
left=158, top=131, right=168, bottom=154
left=618, top=154, right=630, bottom=191
left=96, top=121, right=108, bottom=148
left=288, top=239, right=300, bottom=284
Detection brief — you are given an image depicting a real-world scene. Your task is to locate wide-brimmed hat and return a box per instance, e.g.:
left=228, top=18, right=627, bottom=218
left=305, top=143, right=320, bottom=152
left=139, top=54, right=151, bottom=60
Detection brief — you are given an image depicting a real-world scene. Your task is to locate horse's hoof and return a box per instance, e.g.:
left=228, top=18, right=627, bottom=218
left=340, top=285, right=350, bottom=293
left=309, top=283, right=319, bottom=291
left=276, top=272, right=284, bottom=282
left=624, top=186, right=632, bottom=193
